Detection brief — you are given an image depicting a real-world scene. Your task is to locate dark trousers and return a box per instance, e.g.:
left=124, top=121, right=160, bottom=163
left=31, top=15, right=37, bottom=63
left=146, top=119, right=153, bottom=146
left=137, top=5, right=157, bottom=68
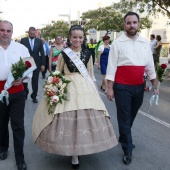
left=31, top=68, right=40, bottom=99
left=23, top=83, right=29, bottom=99
left=0, top=91, right=25, bottom=163
left=92, top=53, right=95, bottom=65
left=114, top=83, right=144, bottom=154
left=41, top=55, right=49, bottom=78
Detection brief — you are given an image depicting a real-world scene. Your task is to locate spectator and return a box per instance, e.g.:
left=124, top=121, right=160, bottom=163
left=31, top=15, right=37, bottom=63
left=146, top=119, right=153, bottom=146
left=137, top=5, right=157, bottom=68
left=20, top=27, right=45, bottom=103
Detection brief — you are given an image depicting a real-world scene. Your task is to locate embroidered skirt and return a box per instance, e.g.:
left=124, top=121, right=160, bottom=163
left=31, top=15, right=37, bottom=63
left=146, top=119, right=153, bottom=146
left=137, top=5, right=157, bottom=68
left=33, top=73, right=118, bottom=156
left=35, top=109, right=118, bottom=156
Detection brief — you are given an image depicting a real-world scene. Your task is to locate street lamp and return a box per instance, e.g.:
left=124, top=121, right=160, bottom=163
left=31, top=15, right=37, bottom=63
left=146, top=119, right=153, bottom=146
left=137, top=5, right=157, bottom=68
left=59, top=9, right=71, bottom=28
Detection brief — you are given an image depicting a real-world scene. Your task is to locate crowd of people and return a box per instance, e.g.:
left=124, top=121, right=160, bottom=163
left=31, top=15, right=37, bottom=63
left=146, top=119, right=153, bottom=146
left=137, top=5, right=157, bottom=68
left=0, top=11, right=159, bottom=170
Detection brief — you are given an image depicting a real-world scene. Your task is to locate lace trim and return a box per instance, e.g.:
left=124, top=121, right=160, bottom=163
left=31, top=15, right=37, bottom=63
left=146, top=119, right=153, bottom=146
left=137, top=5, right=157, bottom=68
left=36, top=136, right=116, bottom=149
left=42, top=122, right=113, bottom=140
left=54, top=114, right=105, bottom=121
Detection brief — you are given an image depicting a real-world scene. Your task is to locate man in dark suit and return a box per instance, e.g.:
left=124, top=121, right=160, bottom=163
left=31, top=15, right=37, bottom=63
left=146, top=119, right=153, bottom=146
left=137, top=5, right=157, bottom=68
left=20, top=27, right=45, bottom=103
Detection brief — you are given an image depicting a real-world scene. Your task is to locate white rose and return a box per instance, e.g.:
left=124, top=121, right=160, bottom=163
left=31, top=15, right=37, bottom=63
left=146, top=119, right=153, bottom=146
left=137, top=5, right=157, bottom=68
left=52, top=70, right=60, bottom=75
left=51, top=96, right=59, bottom=103
left=47, top=76, right=53, bottom=83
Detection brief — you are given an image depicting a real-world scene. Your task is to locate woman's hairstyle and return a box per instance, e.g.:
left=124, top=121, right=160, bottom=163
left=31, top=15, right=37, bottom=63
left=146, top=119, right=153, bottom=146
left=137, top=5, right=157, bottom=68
left=55, top=35, right=62, bottom=40
left=66, top=25, right=87, bottom=49
left=103, top=35, right=110, bottom=41
left=156, top=35, right=161, bottom=41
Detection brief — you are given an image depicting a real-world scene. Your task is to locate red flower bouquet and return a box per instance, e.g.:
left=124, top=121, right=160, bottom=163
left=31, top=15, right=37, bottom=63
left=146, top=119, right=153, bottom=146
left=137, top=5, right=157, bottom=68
left=0, top=57, right=36, bottom=104
left=11, top=57, right=32, bottom=80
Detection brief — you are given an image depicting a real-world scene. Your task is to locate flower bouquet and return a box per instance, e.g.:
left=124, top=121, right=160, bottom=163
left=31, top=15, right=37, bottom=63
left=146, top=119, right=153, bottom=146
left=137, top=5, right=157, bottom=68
left=0, top=57, right=36, bottom=104
left=43, top=70, right=71, bottom=114
left=148, top=63, right=167, bottom=111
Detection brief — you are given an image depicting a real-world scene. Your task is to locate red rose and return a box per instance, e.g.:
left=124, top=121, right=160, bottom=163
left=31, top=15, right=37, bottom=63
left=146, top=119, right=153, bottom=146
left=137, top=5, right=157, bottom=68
left=53, top=76, right=60, bottom=84
left=25, top=61, right=32, bottom=69
left=161, top=64, right=167, bottom=69
left=47, top=91, right=54, bottom=97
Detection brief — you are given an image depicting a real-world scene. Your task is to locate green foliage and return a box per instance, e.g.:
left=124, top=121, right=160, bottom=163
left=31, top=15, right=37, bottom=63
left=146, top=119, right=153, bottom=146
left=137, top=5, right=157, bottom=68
left=41, top=21, right=69, bottom=40
left=156, top=63, right=167, bottom=82
left=81, top=5, right=152, bottom=35
left=161, top=46, right=169, bottom=57
left=82, top=6, right=124, bottom=34
left=11, top=57, right=26, bottom=80
left=113, top=0, right=170, bottom=18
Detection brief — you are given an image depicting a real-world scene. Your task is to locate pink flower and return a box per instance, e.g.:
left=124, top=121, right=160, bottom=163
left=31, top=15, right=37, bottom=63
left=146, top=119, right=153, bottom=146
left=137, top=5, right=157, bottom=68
left=52, top=86, right=58, bottom=92
left=47, top=76, right=53, bottom=83
left=51, top=96, right=59, bottom=103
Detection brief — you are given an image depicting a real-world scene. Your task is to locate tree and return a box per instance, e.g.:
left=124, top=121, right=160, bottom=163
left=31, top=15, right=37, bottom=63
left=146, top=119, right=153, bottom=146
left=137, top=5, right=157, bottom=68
left=81, top=6, right=152, bottom=35
left=41, top=21, right=69, bottom=40
left=113, top=0, right=170, bottom=18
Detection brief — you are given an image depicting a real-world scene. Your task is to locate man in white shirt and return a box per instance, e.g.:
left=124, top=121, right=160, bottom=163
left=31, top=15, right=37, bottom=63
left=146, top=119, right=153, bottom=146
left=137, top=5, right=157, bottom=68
left=0, top=20, right=29, bottom=170
left=150, top=34, right=157, bottom=54
left=106, top=12, right=156, bottom=165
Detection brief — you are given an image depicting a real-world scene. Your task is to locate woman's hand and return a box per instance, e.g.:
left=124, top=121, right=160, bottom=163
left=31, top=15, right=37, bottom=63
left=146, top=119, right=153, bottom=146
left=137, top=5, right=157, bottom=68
left=98, top=64, right=101, bottom=70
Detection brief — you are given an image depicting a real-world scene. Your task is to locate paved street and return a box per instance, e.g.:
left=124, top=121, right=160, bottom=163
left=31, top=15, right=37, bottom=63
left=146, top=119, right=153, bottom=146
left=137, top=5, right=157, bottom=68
left=1, top=65, right=170, bottom=170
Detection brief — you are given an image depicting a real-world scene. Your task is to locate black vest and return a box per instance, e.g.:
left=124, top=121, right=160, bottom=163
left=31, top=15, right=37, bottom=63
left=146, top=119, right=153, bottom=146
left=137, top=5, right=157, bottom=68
left=61, top=49, right=91, bottom=73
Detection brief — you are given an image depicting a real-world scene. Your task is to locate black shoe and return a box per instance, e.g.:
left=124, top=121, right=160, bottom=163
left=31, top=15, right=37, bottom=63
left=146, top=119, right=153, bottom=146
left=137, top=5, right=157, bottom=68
left=17, top=162, right=27, bottom=170
left=0, top=150, right=8, bottom=160
left=32, top=98, right=38, bottom=103
left=123, top=153, right=132, bottom=165
left=72, top=163, right=80, bottom=169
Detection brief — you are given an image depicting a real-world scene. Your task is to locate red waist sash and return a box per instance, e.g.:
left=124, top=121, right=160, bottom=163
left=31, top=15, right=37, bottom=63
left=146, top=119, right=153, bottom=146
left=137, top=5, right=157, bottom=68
left=115, top=66, right=145, bottom=85
left=0, top=80, right=24, bottom=94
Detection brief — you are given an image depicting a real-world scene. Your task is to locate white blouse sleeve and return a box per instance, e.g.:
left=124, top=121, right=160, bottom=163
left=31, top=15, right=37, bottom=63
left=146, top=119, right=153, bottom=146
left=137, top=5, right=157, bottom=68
left=98, top=45, right=104, bottom=53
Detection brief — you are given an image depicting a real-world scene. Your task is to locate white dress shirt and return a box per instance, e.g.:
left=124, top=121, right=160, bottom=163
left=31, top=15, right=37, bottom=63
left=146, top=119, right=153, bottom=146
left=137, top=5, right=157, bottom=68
left=0, top=41, right=31, bottom=81
left=29, top=37, right=35, bottom=50
left=150, top=39, right=157, bottom=54
left=106, top=32, right=156, bottom=81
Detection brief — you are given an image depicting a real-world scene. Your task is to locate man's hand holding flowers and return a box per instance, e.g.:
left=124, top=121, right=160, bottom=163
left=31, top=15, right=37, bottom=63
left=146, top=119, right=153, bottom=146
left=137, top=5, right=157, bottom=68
left=0, top=57, right=36, bottom=104
left=11, top=58, right=32, bottom=86
left=148, top=63, right=167, bottom=111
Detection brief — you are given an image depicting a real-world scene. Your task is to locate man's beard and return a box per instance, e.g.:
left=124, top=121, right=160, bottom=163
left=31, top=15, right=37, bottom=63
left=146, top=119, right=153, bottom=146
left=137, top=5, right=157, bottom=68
left=126, top=29, right=138, bottom=36
left=29, top=36, right=35, bottom=39
left=0, top=38, right=11, bottom=45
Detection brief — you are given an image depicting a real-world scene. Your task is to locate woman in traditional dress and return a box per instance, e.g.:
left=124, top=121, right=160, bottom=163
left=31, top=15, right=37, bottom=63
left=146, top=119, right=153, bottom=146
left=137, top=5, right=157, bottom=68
left=97, top=36, right=111, bottom=93
left=49, top=35, right=64, bottom=72
left=32, top=25, right=118, bottom=169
